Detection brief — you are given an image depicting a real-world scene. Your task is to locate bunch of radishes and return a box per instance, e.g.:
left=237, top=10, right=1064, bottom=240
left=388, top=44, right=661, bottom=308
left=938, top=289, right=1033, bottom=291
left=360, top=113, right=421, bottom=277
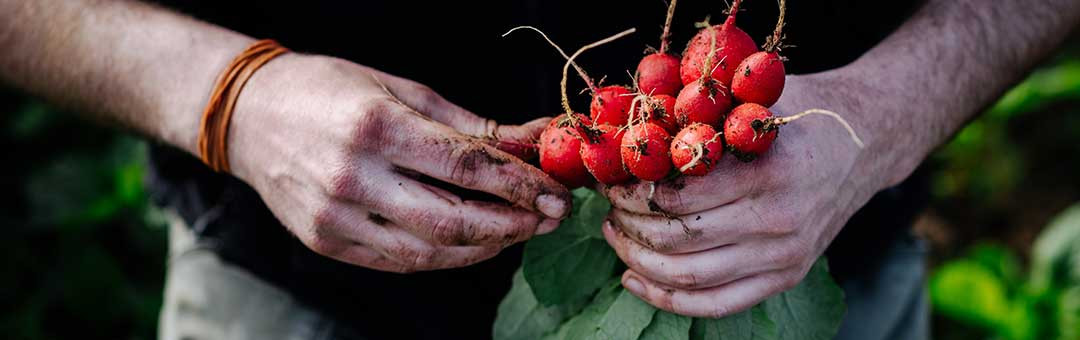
left=514, top=0, right=862, bottom=188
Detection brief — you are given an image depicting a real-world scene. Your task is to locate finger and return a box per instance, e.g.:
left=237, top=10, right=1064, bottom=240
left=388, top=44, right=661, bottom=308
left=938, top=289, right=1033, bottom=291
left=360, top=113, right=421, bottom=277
left=383, top=113, right=570, bottom=219
left=602, top=156, right=764, bottom=215
left=312, top=200, right=503, bottom=271
left=621, top=269, right=795, bottom=319
left=602, top=221, right=790, bottom=290
left=327, top=243, right=415, bottom=273
left=608, top=197, right=795, bottom=254
left=348, top=172, right=558, bottom=246
left=368, top=69, right=548, bottom=143
left=365, top=69, right=476, bottom=130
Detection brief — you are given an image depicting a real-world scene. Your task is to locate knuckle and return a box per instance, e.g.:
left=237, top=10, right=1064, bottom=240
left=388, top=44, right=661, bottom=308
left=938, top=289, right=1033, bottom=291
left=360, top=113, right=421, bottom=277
left=776, top=273, right=803, bottom=292
left=772, top=245, right=807, bottom=267
left=667, top=269, right=703, bottom=290
left=428, top=212, right=471, bottom=245
left=306, top=236, right=341, bottom=258
left=636, top=227, right=684, bottom=254
left=307, top=230, right=340, bottom=258
left=392, top=242, right=438, bottom=271
left=706, top=305, right=734, bottom=319
left=653, top=185, right=691, bottom=215
left=306, top=206, right=346, bottom=256
left=310, top=205, right=338, bottom=232
left=411, top=84, right=441, bottom=109
left=325, top=164, right=363, bottom=200
left=350, top=98, right=397, bottom=151
left=446, top=144, right=485, bottom=188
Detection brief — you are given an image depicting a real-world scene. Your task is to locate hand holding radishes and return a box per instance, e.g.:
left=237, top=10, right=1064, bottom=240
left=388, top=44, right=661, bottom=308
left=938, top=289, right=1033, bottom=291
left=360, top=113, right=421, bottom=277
left=225, top=55, right=571, bottom=273
left=600, top=74, right=882, bottom=318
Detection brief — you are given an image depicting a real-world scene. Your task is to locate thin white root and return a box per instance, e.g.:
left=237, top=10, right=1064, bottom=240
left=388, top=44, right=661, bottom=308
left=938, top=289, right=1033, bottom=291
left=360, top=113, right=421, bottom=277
left=678, top=143, right=705, bottom=173
left=503, top=26, right=596, bottom=91
left=775, top=109, right=865, bottom=148
left=560, top=28, right=637, bottom=116
left=659, top=0, right=678, bottom=54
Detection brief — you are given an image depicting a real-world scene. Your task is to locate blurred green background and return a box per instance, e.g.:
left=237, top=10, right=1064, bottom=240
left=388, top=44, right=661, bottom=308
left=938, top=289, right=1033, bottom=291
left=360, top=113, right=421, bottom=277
left=1, top=38, right=1079, bottom=340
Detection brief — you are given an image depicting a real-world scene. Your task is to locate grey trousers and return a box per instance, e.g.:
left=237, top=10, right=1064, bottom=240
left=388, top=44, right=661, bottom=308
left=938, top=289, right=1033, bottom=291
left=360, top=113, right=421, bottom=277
left=158, top=215, right=930, bottom=340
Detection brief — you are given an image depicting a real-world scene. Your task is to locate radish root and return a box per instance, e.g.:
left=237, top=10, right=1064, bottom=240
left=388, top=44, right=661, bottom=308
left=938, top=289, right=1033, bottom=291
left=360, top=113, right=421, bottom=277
left=724, top=0, right=743, bottom=27
left=503, top=26, right=596, bottom=91
left=678, top=132, right=722, bottom=172
left=503, top=26, right=635, bottom=126
left=559, top=29, right=637, bottom=119
left=659, top=0, right=678, bottom=54
left=766, top=109, right=865, bottom=148
left=763, top=0, right=787, bottom=52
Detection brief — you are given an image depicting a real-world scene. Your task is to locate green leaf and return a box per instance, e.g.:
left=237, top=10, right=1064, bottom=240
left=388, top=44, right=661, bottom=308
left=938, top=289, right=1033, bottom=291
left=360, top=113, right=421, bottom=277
left=524, top=189, right=619, bottom=306
left=763, top=258, right=846, bottom=340
left=930, top=259, right=1011, bottom=329
left=546, top=283, right=656, bottom=340
left=639, top=311, right=692, bottom=340
left=566, top=188, right=612, bottom=238
left=543, top=280, right=623, bottom=340
left=1031, top=203, right=1080, bottom=293
left=691, top=305, right=776, bottom=340
left=585, top=290, right=658, bottom=340
left=1058, top=286, right=1080, bottom=340
left=494, top=270, right=587, bottom=340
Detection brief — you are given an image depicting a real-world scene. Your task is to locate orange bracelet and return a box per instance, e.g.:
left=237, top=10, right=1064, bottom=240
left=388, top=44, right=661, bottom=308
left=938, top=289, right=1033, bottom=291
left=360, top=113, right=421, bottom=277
left=197, top=39, right=289, bottom=173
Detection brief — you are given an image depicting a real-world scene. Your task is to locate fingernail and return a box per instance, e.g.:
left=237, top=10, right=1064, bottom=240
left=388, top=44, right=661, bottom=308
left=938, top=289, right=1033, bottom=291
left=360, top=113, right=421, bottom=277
left=623, top=276, right=645, bottom=295
left=537, top=218, right=560, bottom=235
left=536, top=194, right=568, bottom=219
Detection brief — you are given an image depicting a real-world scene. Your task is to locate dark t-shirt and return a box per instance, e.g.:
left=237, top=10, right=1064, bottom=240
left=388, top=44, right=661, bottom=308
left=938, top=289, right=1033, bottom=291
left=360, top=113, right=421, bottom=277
left=147, top=1, right=927, bottom=339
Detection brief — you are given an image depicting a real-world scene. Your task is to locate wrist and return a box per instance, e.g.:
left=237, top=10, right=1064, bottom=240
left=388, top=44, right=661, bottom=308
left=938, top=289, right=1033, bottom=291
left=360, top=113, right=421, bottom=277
left=154, top=34, right=256, bottom=158
left=799, top=66, right=924, bottom=194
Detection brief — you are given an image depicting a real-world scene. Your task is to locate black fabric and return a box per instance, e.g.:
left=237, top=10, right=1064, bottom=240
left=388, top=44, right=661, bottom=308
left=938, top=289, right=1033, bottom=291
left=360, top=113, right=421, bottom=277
left=146, top=1, right=927, bottom=339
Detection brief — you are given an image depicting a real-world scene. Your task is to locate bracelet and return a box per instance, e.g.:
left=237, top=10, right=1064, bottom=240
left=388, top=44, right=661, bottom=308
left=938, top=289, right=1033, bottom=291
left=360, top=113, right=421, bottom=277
left=197, top=39, right=289, bottom=173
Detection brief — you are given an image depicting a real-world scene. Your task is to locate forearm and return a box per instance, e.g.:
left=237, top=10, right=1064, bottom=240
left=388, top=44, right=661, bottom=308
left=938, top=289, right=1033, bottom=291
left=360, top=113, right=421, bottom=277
left=840, top=0, right=1080, bottom=189
left=0, top=0, right=254, bottom=155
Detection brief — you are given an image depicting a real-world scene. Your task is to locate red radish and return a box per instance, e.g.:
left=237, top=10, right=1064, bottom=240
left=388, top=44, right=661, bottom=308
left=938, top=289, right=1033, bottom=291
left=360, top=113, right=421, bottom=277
left=642, top=94, right=679, bottom=134
left=579, top=124, right=632, bottom=185
left=732, top=0, right=788, bottom=107
left=590, top=85, right=635, bottom=126
left=637, top=54, right=682, bottom=97
left=636, top=0, right=682, bottom=97
left=674, top=28, right=732, bottom=128
left=680, top=0, right=757, bottom=87
left=670, top=123, right=724, bottom=176
left=621, top=122, right=673, bottom=181
left=539, top=114, right=594, bottom=188
left=673, top=77, right=731, bottom=127
left=725, top=103, right=865, bottom=162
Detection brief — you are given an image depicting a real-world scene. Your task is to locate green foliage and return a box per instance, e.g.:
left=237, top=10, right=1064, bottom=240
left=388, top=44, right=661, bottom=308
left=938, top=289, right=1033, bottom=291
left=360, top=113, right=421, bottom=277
left=1, top=96, right=166, bottom=340
left=494, top=270, right=588, bottom=340
left=496, top=189, right=846, bottom=340
left=931, top=203, right=1080, bottom=340
left=523, top=189, right=619, bottom=305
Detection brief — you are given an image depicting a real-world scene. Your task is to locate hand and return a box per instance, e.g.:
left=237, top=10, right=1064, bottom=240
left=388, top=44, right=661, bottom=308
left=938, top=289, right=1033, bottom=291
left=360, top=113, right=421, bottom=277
left=227, top=54, right=571, bottom=273
left=601, top=72, right=892, bottom=317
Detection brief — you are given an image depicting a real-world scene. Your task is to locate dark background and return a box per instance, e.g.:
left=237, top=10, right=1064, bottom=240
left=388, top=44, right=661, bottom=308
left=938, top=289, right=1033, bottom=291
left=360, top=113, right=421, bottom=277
left=2, top=1, right=1080, bottom=339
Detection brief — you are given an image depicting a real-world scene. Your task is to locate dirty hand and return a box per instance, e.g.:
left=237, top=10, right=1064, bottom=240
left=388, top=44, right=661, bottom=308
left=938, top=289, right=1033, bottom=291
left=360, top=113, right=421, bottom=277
left=602, top=72, right=892, bottom=317
left=227, top=54, right=571, bottom=273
